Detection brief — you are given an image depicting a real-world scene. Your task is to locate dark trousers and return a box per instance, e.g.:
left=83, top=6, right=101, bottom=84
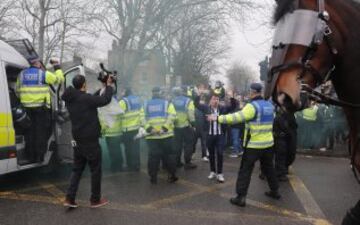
left=105, top=136, right=123, bottom=172
left=206, top=134, right=225, bottom=174
left=24, top=107, right=51, bottom=161
left=193, top=127, right=207, bottom=157
left=342, top=200, right=360, bottom=225
left=275, top=134, right=297, bottom=177
left=122, top=130, right=140, bottom=170
left=174, top=127, right=195, bottom=165
left=147, top=137, right=176, bottom=178
left=66, top=139, right=102, bottom=203
left=236, top=147, right=279, bottom=197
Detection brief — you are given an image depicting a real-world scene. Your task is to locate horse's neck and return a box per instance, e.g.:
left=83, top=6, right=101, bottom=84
left=329, top=1, right=360, bottom=102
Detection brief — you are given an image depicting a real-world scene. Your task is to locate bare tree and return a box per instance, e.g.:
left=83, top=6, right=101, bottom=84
left=17, top=0, right=65, bottom=62
left=0, top=0, right=17, bottom=38
left=226, top=61, right=255, bottom=94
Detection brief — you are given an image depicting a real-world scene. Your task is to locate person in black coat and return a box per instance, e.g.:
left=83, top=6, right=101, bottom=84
left=61, top=74, right=113, bottom=208
left=194, top=89, right=236, bottom=183
left=273, top=108, right=297, bottom=181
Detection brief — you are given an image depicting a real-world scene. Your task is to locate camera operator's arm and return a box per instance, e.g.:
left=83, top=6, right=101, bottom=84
left=88, top=76, right=113, bottom=108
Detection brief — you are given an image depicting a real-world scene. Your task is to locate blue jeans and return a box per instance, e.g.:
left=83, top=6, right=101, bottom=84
left=231, top=128, right=243, bottom=154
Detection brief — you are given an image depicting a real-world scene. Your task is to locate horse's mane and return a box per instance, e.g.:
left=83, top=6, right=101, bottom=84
left=273, top=0, right=360, bottom=25
left=273, top=0, right=296, bottom=24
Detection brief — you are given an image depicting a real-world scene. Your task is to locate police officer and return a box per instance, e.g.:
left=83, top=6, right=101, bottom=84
left=172, top=87, right=196, bottom=169
left=97, top=83, right=123, bottom=172
left=17, top=57, right=64, bottom=162
left=119, top=88, right=144, bottom=171
left=144, top=87, right=178, bottom=184
left=301, top=101, right=319, bottom=149
left=208, top=83, right=280, bottom=207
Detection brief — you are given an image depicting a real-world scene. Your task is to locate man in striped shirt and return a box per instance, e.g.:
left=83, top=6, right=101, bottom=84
left=194, top=89, right=236, bottom=183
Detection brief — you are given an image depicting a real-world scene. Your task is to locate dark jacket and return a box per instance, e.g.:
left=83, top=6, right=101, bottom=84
left=61, top=86, right=113, bottom=141
left=194, top=95, right=237, bottom=134
left=273, top=110, right=297, bottom=138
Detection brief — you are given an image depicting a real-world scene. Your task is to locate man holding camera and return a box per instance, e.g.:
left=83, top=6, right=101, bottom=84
left=17, top=57, right=64, bottom=163
left=62, top=75, right=113, bottom=208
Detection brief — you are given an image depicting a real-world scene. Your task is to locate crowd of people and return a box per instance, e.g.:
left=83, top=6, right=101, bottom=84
left=296, top=101, right=348, bottom=151
left=60, top=73, right=301, bottom=209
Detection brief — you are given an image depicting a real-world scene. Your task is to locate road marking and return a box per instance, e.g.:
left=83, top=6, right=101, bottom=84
left=0, top=163, right=332, bottom=224
left=39, top=183, right=66, bottom=203
left=0, top=192, right=315, bottom=224
left=289, top=174, right=332, bottom=225
left=143, top=180, right=236, bottom=209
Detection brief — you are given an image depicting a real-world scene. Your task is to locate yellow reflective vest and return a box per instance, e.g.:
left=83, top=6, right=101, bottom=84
left=17, top=67, right=64, bottom=108
left=119, top=95, right=145, bottom=132
left=172, top=95, right=195, bottom=128
left=302, top=106, right=318, bottom=121
left=218, top=99, right=275, bottom=149
left=144, top=98, right=176, bottom=139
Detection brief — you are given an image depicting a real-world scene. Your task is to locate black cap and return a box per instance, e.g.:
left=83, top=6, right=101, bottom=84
left=250, top=83, right=263, bottom=93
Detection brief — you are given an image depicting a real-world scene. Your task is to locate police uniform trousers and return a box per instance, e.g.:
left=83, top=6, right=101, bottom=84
left=105, top=136, right=123, bottom=172
left=193, top=127, right=207, bottom=157
left=147, top=137, right=176, bottom=178
left=274, top=133, right=297, bottom=177
left=236, top=147, right=279, bottom=197
left=24, top=107, right=51, bottom=162
left=66, top=138, right=102, bottom=203
left=174, top=127, right=195, bottom=165
left=122, top=130, right=140, bottom=171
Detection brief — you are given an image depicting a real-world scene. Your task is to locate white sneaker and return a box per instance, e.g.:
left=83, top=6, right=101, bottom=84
left=217, top=174, right=225, bottom=183
left=202, top=156, right=209, bottom=162
left=208, top=172, right=217, bottom=179
left=229, top=153, right=239, bottom=158
left=319, top=147, right=327, bottom=152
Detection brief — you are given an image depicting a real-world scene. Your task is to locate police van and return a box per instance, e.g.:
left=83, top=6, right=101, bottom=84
left=0, top=39, right=84, bottom=175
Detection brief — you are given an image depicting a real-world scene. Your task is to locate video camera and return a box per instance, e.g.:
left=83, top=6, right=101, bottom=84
left=98, top=63, right=117, bottom=84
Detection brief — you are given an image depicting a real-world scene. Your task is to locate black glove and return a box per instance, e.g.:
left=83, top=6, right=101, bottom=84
left=161, top=126, right=168, bottom=133
left=146, top=126, right=154, bottom=133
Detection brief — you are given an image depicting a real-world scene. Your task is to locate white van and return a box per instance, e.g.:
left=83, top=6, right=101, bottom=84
left=0, top=39, right=85, bottom=175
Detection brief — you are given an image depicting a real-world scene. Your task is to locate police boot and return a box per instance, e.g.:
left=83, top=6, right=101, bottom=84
left=230, top=196, right=246, bottom=207
left=167, top=174, right=178, bottom=183
left=150, top=176, right=157, bottom=184
left=265, top=191, right=281, bottom=200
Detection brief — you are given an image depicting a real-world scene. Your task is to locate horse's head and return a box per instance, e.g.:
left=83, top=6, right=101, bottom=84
left=265, top=0, right=340, bottom=112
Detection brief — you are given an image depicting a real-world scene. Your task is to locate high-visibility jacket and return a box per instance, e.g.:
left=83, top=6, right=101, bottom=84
left=119, top=95, right=144, bottom=132
left=144, top=98, right=176, bottom=139
left=17, top=67, right=64, bottom=108
left=172, top=95, right=195, bottom=128
left=98, top=97, right=122, bottom=137
left=218, top=99, right=274, bottom=149
left=302, top=106, right=318, bottom=121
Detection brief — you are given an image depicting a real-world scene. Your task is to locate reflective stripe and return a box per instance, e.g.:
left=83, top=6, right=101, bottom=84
left=250, top=128, right=273, bottom=134
left=21, top=102, right=48, bottom=108
left=247, top=140, right=274, bottom=147
left=18, top=90, right=49, bottom=95
left=237, top=111, right=246, bottom=122
left=123, top=125, right=140, bottom=132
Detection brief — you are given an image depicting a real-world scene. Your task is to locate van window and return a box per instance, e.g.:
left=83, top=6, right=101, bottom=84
left=6, top=65, right=23, bottom=83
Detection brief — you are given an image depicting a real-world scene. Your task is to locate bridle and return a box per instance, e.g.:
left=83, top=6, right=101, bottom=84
left=267, top=0, right=360, bottom=108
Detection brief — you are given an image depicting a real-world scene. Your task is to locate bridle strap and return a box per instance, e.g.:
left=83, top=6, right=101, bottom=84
left=318, top=0, right=325, bottom=12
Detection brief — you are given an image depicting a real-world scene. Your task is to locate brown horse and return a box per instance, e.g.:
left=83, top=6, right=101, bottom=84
left=265, top=0, right=360, bottom=180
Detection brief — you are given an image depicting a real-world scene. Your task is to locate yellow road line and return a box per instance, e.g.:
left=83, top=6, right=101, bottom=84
left=289, top=174, right=332, bottom=225
left=39, top=183, right=66, bottom=202
left=0, top=192, right=314, bottom=223
left=289, top=175, right=326, bottom=218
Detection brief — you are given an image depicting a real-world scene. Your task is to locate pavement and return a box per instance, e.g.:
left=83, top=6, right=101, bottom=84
left=0, top=143, right=359, bottom=225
